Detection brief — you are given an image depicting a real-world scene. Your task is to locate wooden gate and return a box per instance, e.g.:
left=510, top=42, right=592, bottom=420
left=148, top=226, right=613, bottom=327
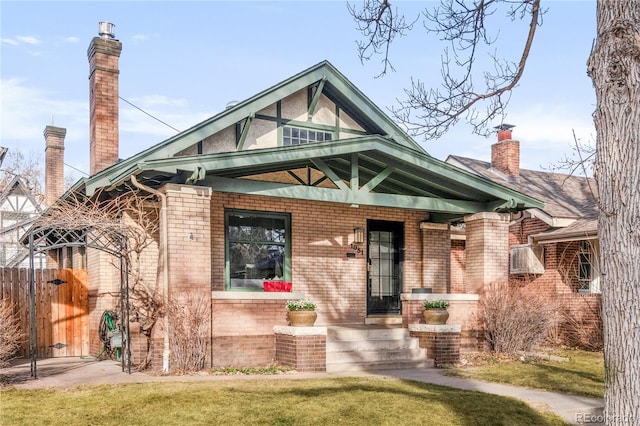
left=0, top=267, right=89, bottom=358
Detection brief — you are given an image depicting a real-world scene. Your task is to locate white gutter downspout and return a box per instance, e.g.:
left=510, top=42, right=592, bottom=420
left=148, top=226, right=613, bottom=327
left=131, top=175, right=170, bottom=373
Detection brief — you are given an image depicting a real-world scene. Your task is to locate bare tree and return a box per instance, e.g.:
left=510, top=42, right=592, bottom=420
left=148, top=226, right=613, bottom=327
left=587, top=2, right=640, bottom=422
left=351, top=0, right=639, bottom=422
left=0, top=150, right=44, bottom=202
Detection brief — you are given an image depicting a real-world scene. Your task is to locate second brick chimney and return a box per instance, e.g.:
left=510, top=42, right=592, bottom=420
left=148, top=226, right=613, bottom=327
left=491, top=126, right=520, bottom=179
left=44, top=125, right=66, bottom=206
left=87, top=22, right=122, bottom=175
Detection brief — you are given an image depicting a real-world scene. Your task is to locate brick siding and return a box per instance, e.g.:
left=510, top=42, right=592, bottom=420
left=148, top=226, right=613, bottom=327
left=410, top=328, right=461, bottom=366
left=507, top=217, right=602, bottom=348
left=275, top=333, right=326, bottom=372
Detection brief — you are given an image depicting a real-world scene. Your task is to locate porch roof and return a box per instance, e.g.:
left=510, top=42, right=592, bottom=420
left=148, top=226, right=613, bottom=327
left=76, top=135, right=543, bottom=223
left=530, top=218, right=598, bottom=244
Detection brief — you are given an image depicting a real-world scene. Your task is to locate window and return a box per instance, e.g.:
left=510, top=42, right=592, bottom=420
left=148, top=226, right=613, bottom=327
left=283, top=126, right=332, bottom=146
left=578, top=240, right=600, bottom=293
left=225, top=210, right=290, bottom=291
left=510, top=244, right=544, bottom=274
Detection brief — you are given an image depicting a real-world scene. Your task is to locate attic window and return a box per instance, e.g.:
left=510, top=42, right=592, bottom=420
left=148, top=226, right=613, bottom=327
left=283, top=126, right=332, bottom=146
left=510, top=244, right=544, bottom=275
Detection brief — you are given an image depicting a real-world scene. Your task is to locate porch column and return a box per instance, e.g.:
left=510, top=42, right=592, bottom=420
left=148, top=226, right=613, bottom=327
left=463, top=212, right=510, bottom=294
left=162, top=184, right=213, bottom=368
left=420, top=222, right=450, bottom=293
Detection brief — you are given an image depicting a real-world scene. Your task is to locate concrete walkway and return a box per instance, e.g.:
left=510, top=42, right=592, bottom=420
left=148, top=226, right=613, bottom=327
left=2, top=358, right=604, bottom=425
left=379, top=368, right=604, bottom=425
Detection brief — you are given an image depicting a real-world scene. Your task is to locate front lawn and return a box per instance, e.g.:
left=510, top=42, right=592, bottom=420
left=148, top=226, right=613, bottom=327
left=442, top=349, right=604, bottom=398
left=1, top=377, right=567, bottom=425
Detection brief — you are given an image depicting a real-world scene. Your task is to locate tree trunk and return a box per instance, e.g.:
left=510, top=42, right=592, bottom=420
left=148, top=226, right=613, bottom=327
left=587, top=1, right=640, bottom=424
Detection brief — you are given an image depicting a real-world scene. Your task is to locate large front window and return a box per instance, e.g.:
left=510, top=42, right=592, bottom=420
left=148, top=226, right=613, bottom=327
left=225, top=210, right=290, bottom=291
left=578, top=240, right=600, bottom=293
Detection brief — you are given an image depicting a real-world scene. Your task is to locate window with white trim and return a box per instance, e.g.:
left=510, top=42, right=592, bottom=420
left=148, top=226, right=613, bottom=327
left=578, top=240, right=600, bottom=293
left=283, top=126, right=332, bottom=146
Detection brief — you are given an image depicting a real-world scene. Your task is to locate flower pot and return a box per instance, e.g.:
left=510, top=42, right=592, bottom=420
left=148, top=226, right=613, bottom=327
left=287, top=309, right=317, bottom=326
left=423, top=308, right=449, bottom=325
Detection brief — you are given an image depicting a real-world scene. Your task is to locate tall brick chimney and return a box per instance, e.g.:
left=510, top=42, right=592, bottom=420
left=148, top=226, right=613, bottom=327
left=491, top=124, right=520, bottom=179
left=44, top=125, right=66, bottom=206
left=87, top=22, right=121, bottom=175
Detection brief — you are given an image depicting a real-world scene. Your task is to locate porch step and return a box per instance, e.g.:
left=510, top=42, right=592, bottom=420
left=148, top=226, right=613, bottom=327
left=326, top=325, right=433, bottom=373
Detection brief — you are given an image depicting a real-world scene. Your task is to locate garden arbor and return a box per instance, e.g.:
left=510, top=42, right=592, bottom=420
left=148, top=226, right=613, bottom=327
left=24, top=193, right=137, bottom=378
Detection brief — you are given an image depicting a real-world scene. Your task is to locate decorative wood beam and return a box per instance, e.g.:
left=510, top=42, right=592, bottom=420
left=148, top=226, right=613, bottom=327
left=203, top=175, right=485, bottom=214
left=236, top=115, right=253, bottom=151
left=287, top=170, right=307, bottom=186
left=351, top=153, right=359, bottom=193
left=311, top=158, right=350, bottom=192
left=312, top=176, right=328, bottom=186
left=307, top=78, right=326, bottom=119
left=360, top=166, right=395, bottom=193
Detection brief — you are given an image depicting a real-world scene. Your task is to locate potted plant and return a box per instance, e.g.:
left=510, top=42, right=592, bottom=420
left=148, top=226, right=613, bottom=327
left=286, top=299, right=317, bottom=326
left=422, top=300, right=450, bottom=325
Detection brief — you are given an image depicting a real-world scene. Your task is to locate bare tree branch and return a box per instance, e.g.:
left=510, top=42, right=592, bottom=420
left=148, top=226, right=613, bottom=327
left=350, top=0, right=543, bottom=139
left=348, top=0, right=418, bottom=76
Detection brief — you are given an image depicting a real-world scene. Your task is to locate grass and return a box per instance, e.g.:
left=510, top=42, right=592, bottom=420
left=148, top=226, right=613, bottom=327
left=442, top=349, right=604, bottom=398
left=1, top=377, right=567, bottom=425
left=210, top=365, right=293, bottom=375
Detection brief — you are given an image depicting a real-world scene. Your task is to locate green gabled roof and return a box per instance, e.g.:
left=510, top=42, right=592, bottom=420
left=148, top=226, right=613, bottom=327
left=74, top=60, right=426, bottom=195
left=70, top=61, right=543, bottom=222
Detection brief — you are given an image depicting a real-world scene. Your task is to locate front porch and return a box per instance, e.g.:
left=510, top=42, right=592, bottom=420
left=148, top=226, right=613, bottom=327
left=206, top=291, right=476, bottom=372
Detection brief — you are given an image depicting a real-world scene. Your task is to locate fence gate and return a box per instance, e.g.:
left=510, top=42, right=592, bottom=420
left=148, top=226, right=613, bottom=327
left=1, top=267, right=89, bottom=358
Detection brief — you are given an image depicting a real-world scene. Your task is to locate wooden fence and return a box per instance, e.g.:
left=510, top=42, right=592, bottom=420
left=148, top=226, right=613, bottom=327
left=0, top=267, right=89, bottom=358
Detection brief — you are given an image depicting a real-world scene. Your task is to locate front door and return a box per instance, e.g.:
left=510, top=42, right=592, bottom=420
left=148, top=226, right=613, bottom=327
left=367, top=220, right=403, bottom=315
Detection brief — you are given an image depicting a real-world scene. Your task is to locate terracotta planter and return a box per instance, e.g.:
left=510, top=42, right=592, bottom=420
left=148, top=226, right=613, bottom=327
left=287, top=309, right=317, bottom=326
left=423, top=308, right=449, bottom=325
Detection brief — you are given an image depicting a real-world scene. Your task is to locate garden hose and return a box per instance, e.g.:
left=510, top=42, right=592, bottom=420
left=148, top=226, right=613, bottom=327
left=98, top=310, right=120, bottom=360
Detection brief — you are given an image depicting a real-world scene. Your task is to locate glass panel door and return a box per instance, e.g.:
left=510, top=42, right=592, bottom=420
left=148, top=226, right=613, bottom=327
left=367, top=220, right=403, bottom=315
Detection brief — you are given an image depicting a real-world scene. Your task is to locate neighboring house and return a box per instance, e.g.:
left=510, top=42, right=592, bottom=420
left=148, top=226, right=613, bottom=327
left=446, top=129, right=602, bottom=349
left=0, top=126, right=67, bottom=270
left=0, top=175, right=45, bottom=268
left=45, top=25, right=549, bottom=371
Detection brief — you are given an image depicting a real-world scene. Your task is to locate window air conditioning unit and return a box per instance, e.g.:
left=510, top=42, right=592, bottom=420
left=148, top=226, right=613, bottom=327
left=510, top=244, right=545, bottom=274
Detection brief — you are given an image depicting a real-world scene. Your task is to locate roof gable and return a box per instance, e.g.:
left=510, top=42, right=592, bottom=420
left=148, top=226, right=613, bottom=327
left=80, top=61, right=426, bottom=192
left=0, top=175, right=42, bottom=214
left=72, top=62, right=543, bottom=222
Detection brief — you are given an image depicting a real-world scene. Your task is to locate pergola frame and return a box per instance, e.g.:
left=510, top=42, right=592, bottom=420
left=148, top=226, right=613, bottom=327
left=25, top=221, right=132, bottom=378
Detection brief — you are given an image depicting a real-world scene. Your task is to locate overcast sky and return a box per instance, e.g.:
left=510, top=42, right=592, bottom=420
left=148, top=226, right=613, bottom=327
left=1, top=1, right=597, bottom=182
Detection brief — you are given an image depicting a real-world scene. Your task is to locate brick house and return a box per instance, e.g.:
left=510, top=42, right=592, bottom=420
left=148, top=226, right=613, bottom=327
left=57, top=25, right=550, bottom=372
left=446, top=129, right=602, bottom=349
left=1, top=126, right=67, bottom=269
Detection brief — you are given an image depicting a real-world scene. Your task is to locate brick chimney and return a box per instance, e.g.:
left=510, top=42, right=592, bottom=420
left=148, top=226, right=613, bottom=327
left=491, top=125, right=520, bottom=179
left=44, top=125, right=66, bottom=206
left=87, top=22, right=121, bottom=175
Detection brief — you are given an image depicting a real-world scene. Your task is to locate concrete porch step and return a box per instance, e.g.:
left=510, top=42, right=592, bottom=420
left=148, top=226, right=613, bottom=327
left=326, top=359, right=434, bottom=373
left=325, top=325, right=433, bottom=373
left=327, top=347, right=427, bottom=363
left=327, top=325, right=412, bottom=341
left=327, top=338, right=420, bottom=352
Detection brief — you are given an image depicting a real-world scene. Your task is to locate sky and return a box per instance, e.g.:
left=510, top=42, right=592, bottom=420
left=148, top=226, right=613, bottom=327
left=1, top=1, right=597, bottom=182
